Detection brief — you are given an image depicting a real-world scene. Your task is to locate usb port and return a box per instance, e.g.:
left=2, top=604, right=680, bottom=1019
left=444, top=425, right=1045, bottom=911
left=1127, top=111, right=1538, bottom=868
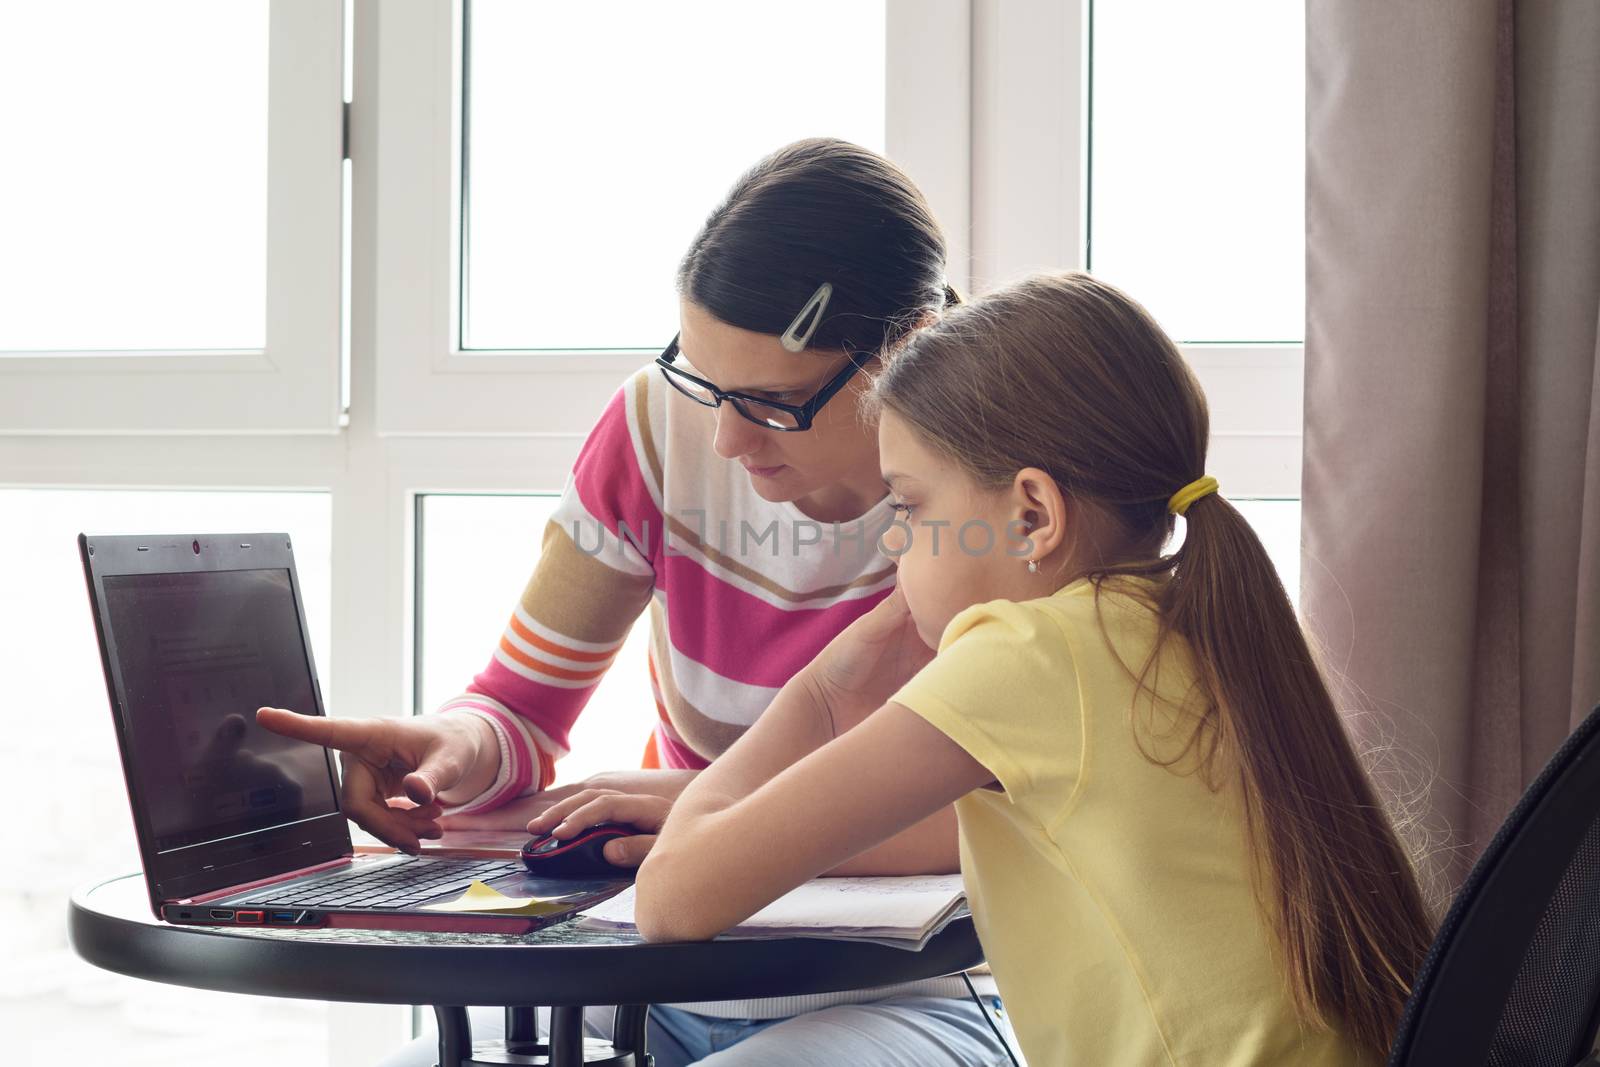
left=209, top=909, right=235, bottom=920
left=236, top=910, right=264, bottom=924
left=269, top=911, right=297, bottom=924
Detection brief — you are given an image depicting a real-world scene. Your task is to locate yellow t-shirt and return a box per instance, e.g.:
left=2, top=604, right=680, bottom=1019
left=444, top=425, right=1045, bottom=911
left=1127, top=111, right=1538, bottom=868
left=892, top=578, right=1371, bottom=1067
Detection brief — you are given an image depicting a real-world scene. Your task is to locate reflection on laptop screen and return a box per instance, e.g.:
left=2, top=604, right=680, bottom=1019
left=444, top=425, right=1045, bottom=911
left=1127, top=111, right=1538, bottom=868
left=102, top=568, right=339, bottom=853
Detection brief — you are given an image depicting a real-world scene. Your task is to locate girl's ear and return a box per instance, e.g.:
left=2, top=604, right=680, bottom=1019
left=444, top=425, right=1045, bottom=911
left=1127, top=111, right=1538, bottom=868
left=1009, top=467, right=1070, bottom=561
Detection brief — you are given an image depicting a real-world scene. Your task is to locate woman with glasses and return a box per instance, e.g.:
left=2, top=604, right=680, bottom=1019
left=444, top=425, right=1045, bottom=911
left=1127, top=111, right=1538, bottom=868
left=263, top=138, right=1008, bottom=1066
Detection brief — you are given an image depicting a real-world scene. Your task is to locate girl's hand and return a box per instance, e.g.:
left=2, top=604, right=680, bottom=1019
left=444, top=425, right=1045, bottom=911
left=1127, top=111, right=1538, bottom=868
left=804, top=586, right=935, bottom=735
left=525, top=789, right=671, bottom=867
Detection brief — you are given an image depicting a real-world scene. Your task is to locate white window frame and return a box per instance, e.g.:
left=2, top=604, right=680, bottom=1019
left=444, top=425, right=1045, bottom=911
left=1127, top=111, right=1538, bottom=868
left=970, top=0, right=1303, bottom=499
left=0, top=0, right=345, bottom=435
left=1, top=2, right=1299, bottom=1057
left=370, top=0, right=973, bottom=436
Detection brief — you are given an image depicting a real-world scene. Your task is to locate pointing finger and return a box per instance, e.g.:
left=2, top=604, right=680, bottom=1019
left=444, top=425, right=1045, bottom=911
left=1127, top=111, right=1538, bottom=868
left=256, top=707, right=383, bottom=756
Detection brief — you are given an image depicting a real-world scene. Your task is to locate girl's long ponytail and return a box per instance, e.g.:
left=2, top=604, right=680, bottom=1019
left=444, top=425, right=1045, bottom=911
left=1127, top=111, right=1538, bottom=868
left=1167, top=493, right=1434, bottom=1059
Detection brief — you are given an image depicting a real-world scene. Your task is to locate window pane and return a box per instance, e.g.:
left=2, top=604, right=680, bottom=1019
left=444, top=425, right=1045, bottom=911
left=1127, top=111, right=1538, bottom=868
left=0, top=489, right=329, bottom=1065
left=462, top=0, right=886, bottom=351
left=0, top=2, right=268, bottom=351
left=417, top=495, right=654, bottom=783
left=1233, top=498, right=1301, bottom=606
left=1089, top=0, right=1304, bottom=343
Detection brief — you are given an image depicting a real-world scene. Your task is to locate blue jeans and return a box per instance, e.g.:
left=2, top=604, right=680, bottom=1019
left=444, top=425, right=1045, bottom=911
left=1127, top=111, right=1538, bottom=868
left=382, top=996, right=1014, bottom=1067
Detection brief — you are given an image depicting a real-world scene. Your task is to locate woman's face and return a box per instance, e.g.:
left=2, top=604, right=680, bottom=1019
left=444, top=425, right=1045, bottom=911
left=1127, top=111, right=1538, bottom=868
left=676, top=299, right=884, bottom=521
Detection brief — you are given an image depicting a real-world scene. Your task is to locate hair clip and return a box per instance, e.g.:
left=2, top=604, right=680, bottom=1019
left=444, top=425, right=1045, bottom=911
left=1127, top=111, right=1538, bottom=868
left=780, top=282, right=834, bottom=353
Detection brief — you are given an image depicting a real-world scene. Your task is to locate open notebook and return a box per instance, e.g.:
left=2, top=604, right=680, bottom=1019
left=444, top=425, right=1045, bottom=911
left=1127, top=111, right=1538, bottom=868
left=579, top=874, right=969, bottom=950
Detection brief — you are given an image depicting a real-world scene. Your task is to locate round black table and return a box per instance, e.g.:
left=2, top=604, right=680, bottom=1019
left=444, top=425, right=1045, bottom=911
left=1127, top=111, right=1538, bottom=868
left=70, top=874, right=984, bottom=1067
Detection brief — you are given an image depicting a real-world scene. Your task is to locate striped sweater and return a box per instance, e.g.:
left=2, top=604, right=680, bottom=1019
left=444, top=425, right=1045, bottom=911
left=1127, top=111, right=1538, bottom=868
left=439, top=364, right=897, bottom=813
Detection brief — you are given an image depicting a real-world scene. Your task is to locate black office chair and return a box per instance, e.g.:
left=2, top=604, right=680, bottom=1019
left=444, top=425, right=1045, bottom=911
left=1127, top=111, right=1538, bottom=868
left=1388, top=703, right=1600, bottom=1065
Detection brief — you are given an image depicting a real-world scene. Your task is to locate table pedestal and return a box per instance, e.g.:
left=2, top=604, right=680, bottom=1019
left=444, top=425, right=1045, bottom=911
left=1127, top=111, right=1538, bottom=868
left=436, top=1005, right=651, bottom=1067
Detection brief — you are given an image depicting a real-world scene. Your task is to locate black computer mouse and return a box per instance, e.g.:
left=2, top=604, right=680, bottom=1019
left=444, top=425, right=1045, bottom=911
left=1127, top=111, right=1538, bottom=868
left=521, top=822, right=640, bottom=878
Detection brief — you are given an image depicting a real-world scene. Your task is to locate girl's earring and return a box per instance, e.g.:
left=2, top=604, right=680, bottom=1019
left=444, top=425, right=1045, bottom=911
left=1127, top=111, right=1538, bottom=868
left=1027, top=559, right=1039, bottom=574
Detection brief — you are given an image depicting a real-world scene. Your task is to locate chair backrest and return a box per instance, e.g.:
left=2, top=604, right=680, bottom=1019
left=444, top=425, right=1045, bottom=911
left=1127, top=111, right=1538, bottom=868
left=1389, top=703, right=1600, bottom=1066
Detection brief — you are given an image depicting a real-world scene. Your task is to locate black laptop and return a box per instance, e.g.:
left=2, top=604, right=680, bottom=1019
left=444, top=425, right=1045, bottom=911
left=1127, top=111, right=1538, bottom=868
left=79, top=532, right=627, bottom=932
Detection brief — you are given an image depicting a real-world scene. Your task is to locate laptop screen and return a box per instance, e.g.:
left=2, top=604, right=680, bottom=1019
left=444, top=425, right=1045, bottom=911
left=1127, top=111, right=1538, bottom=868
left=101, top=567, right=340, bottom=853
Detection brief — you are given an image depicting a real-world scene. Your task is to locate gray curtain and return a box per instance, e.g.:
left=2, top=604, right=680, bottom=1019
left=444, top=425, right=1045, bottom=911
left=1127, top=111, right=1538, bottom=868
left=1304, top=0, right=1600, bottom=895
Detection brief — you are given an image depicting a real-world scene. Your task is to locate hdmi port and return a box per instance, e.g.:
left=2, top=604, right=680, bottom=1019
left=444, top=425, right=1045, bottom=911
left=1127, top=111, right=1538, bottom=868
left=209, top=909, right=235, bottom=920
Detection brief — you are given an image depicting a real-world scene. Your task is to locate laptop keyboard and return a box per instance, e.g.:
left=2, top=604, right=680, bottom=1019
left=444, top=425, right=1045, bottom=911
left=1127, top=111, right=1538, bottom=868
left=236, top=856, right=525, bottom=911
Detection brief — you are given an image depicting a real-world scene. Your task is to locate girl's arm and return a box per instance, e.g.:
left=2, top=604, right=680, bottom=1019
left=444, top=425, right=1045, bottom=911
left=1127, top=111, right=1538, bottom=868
left=668, top=584, right=959, bottom=876
left=822, top=804, right=958, bottom=876
left=634, top=695, right=992, bottom=942
left=633, top=588, right=994, bottom=940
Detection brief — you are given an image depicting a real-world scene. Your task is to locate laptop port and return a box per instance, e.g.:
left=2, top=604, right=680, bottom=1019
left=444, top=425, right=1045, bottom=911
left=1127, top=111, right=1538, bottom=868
left=269, top=911, right=298, bottom=924
left=236, top=910, right=264, bottom=924
left=209, top=909, right=235, bottom=920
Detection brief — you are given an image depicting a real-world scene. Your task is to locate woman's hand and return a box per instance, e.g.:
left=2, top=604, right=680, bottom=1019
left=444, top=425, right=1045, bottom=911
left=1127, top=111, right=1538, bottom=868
left=439, top=768, right=700, bottom=832
left=803, top=586, right=935, bottom=735
left=255, top=707, right=497, bottom=853
left=525, top=789, right=671, bottom=868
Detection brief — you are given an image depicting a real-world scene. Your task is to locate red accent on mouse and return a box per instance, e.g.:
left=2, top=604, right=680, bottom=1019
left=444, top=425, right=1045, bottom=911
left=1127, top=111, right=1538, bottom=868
left=521, top=822, right=642, bottom=878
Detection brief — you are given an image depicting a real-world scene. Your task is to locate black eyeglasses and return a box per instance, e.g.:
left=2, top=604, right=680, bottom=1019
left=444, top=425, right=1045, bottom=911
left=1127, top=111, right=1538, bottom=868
left=655, top=334, right=869, bottom=432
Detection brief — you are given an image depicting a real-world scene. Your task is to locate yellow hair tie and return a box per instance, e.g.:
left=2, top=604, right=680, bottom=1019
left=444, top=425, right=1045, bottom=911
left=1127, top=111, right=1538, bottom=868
left=1168, top=476, right=1219, bottom=516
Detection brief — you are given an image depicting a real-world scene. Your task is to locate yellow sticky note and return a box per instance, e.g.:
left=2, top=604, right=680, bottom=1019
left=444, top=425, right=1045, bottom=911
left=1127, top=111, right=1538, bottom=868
left=423, top=880, right=572, bottom=917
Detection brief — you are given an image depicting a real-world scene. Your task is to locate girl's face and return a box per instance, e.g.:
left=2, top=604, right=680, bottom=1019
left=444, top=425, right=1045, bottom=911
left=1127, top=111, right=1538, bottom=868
left=677, top=299, right=884, bottom=522
left=878, top=410, right=1045, bottom=648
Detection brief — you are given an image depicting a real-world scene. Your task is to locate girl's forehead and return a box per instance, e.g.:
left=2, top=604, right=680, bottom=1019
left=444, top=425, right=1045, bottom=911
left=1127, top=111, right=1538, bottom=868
left=879, top=412, right=998, bottom=503
left=877, top=411, right=940, bottom=474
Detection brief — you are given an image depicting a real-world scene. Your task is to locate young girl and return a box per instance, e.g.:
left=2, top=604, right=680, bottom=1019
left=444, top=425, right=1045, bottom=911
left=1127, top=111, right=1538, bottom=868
left=539, top=272, right=1436, bottom=1064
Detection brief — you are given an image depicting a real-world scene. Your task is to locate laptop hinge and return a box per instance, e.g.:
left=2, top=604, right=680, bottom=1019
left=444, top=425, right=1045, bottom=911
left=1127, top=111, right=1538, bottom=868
left=177, top=855, right=354, bottom=905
